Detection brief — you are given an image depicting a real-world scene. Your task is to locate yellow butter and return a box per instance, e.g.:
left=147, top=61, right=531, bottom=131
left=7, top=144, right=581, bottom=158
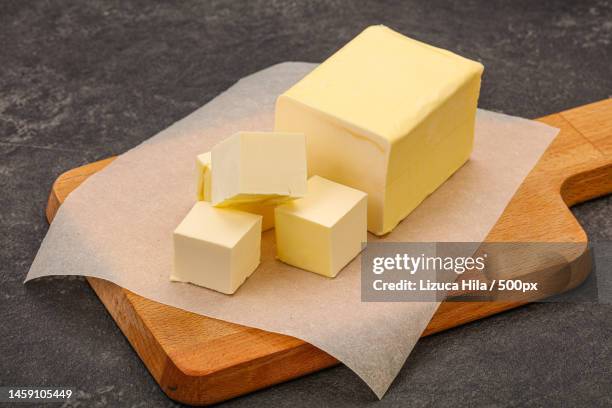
left=275, top=176, right=367, bottom=278
left=196, top=152, right=212, bottom=201
left=211, top=131, right=307, bottom=208
left=275, top=25, right=484, bottom=235
left=196, top=151, right=276, bottom=231
left=172, top=202, right=262, bottom=294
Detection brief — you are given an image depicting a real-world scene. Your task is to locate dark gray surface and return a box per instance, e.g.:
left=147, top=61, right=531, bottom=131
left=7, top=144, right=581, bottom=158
left=1, top=1, right=611, bottom=407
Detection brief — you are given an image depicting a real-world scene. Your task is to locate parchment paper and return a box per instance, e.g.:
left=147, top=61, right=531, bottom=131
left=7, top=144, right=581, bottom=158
left=26, top=62, right=558, bottom=398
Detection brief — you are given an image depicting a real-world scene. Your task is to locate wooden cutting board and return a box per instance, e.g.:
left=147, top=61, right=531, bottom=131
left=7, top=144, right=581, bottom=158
left=46, top=99, right=612, bottom=405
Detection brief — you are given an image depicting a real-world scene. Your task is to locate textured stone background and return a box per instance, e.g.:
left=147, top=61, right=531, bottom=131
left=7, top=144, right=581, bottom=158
left=1, top=1, right=611, bottom=407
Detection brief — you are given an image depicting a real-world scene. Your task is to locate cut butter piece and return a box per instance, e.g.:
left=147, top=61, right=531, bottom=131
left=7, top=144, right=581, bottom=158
left=211, top=131, right=307, bottom=208
left=275, top=176, right=367, bottom=278
left=172, top=202, right=262, bottom=294
left=275, top=25, right=484, bottom=235
left=196, top=151, right=275, bottom=231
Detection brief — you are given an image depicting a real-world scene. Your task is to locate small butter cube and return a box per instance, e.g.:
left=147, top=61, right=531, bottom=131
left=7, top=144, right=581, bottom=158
left=275, top=176, right=367, bottom=278
left=211, top=131, right=307, bottom=207
left=172, top=202, right=262, bottom=294
left=196, top=151, right=275, bottom=231
left=275, top=25, right=483, bottom=235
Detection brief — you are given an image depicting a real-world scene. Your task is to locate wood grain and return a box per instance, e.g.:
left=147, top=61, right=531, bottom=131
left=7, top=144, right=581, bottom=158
left=46, top=99, right=612, bottom=405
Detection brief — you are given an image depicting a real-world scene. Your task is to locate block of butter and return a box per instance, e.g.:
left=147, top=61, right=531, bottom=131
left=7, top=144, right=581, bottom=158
left=196, top=151, right=275, bottom=231
left=275, top=25, right=484, bottom=235
left=275, top=176, right=367, bottom=278
left=172, top=201, right=262, bottom=294
left=211, top=131, right=308, bottom=207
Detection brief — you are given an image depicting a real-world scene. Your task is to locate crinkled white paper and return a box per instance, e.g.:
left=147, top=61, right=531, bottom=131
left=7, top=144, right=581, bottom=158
left=26, top=62, right=558, bottom=398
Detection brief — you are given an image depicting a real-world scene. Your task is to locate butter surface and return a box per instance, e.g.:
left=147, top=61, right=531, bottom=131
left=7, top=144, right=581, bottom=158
left=275, top=25, right=484, bottom=235
left=211, top=131, right=307, bottom=207
left=275, top=176, right=367, bottom=278
left=172, top=202, right=262, bottom=294
left=196, top=152, right=212, bottom=201
left=196, top=151, right=275, bottom=231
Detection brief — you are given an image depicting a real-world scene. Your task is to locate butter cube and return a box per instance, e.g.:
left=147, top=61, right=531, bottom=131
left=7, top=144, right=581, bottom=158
left=196, top=151, right=275, bottom=231
left=211, top=131, right=307, bottom=207
left=275, top=176, right=367, bottom=278
left=172, top=202, right=262, bottom=294
left=275, top=25, right=484, bottom=235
